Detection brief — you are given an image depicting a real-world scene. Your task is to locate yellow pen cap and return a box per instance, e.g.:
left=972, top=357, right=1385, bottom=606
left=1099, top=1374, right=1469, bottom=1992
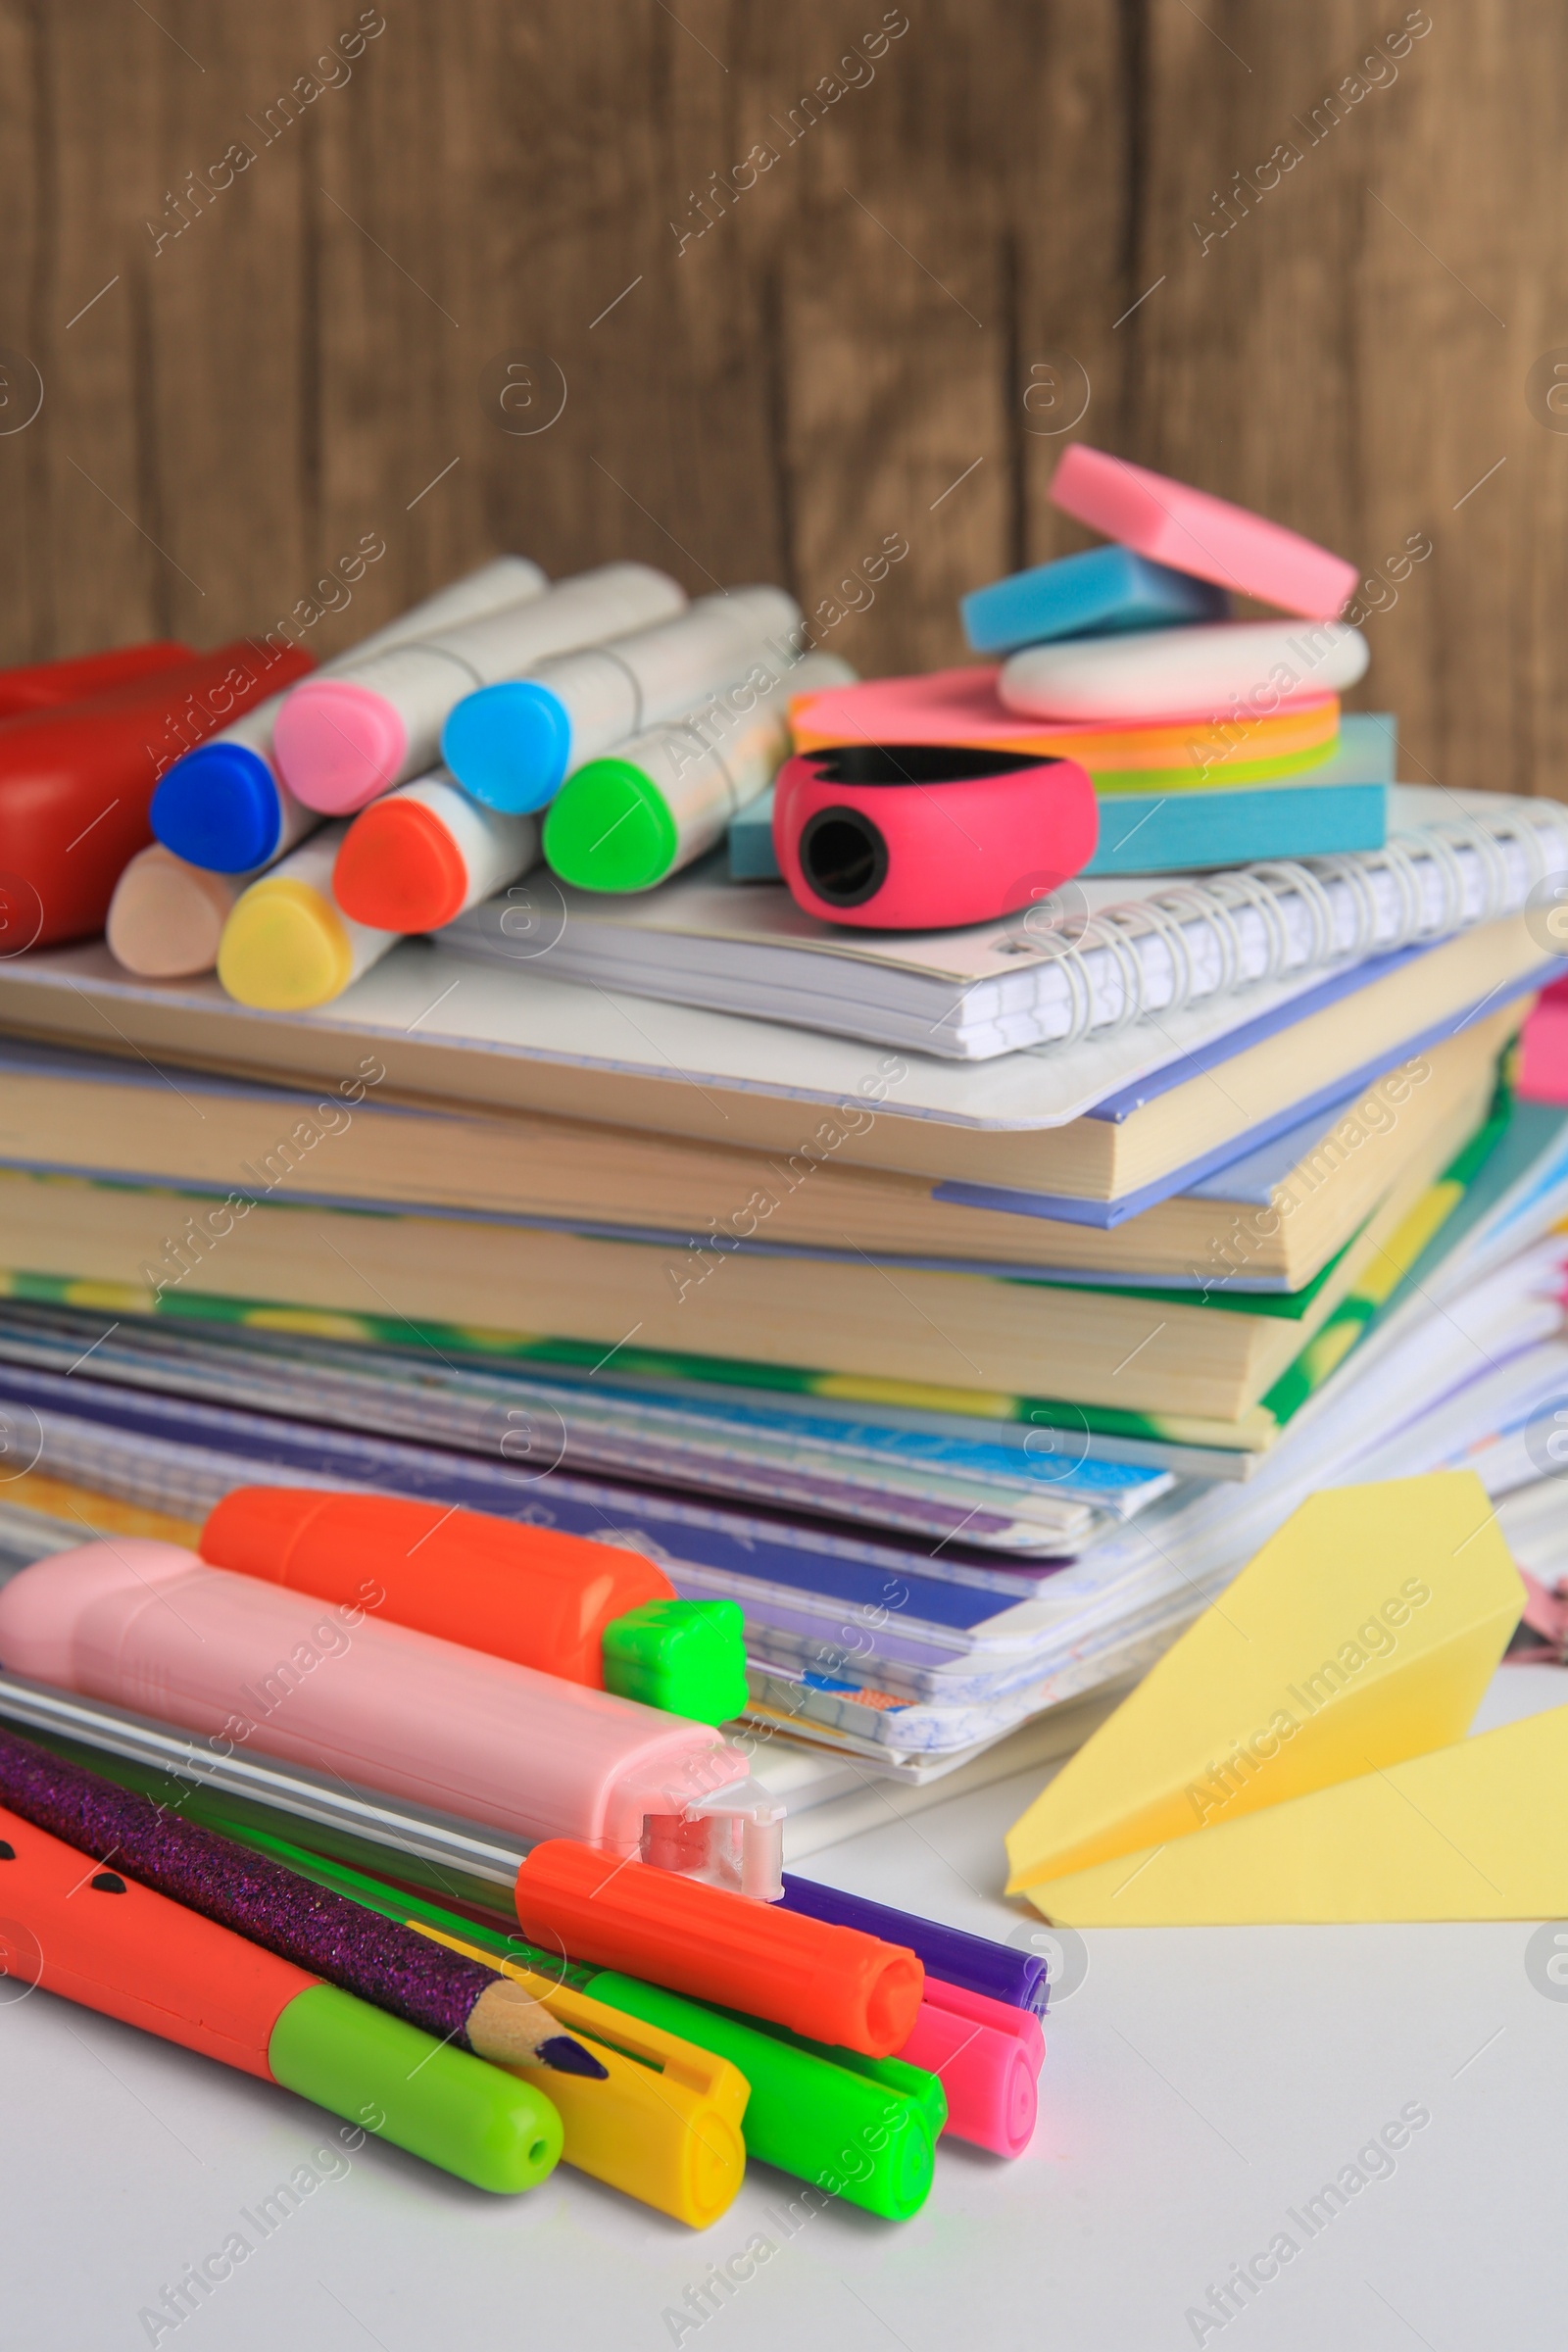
left=217, top=875, right=355, bottom=1011
left=415, top=1925, right=749, bottom=2229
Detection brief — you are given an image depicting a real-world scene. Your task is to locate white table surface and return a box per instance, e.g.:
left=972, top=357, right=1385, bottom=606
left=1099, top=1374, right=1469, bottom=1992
left=4, top=1664, right=1565, bottom=2352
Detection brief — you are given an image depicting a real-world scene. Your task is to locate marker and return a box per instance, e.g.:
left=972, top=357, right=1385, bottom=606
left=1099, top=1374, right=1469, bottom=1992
left=208, top=1824, right=750, bottom=2227
left=273, top=564, right=687, bottom=815
left=106, top=844, right=242, bottom=979
left=895, top=1977, right=1043, bottom=2157
left=210, top=1821, right=927, bottom=2220
left=0, top=1799, right=563, bottom=2191
left=441, top=587, right=802, bottom=811
left=541, top=650, right=855, bottom=894
left=329, top=768, right=541, bottom=934
left=0, top=1540, right=781, bottom=1880
left=217, top=824, right=397, bottom=1009
left=0, top=1668, right=915, bottom=2058
left=513, top=1839, right=924, bottom=2056
left=0, top=639, right=194, bottom=720
left=777, top=1874, right=1050, bottom=2015
left=0, top=1724, right=605, bottom=2080
left=150, top=556, right=548, bottom=875
left=0, top=639, right=314, bottom=952
left=576, top=1970, right=939, bottom=2218
left=197, top=1487, right=750, bottom=1724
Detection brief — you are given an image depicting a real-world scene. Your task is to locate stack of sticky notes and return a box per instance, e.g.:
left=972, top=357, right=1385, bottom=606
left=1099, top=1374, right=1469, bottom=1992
left=731, top=443, right=1393, bottom=882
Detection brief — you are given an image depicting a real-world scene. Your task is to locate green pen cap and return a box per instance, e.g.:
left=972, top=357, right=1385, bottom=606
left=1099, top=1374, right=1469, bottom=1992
left=543, top=759, right=677, bottom=891
left=584, top=1972, right=935, bottom=2221
left=601, top=1597, right=750, bottom=1725
left=268, top=1983, right=564, bottom=2194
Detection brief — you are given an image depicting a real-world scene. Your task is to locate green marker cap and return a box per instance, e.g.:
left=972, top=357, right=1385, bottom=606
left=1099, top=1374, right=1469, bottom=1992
left=602, top=1597, right=750, bottom=1724
left=585, top=1972, right=935, bottom=2221
left=268, top=1983, right=564, bottom=2194
left=543, top=758, right=678, bottom=891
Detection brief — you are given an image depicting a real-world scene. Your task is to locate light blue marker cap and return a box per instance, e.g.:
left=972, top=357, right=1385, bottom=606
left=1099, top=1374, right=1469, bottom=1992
left=441, top=682, right=573, bottom=813
left=151, top=742, right=283, bottom=873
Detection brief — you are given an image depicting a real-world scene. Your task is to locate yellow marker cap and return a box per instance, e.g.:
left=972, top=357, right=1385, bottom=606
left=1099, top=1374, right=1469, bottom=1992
left=217, top=877, right=354, bottom=1010
left=414, top=1925, right=749, bottom=2229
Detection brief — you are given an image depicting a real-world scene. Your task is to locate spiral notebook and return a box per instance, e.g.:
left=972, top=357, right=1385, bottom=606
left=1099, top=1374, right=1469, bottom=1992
left=439, top=786, right=1568, bottom=1061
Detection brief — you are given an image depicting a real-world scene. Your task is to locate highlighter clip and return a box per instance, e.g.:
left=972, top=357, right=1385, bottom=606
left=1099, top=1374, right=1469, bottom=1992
left=643, top=1776, right=786, bottom=1901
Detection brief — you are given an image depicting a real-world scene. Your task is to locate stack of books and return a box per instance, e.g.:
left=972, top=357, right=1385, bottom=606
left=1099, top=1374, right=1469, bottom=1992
left=2, top=451, right=1566, bottom=1854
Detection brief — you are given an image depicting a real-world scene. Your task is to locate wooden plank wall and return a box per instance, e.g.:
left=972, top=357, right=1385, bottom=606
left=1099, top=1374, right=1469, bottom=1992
left=0, top=1, right=1562, bottom=795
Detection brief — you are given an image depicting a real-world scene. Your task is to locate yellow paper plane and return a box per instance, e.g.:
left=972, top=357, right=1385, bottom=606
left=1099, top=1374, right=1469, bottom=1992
left=1005, top=1473, right=1523, bottom=1897
left=1024, top=1705, right=1568, bottom=1925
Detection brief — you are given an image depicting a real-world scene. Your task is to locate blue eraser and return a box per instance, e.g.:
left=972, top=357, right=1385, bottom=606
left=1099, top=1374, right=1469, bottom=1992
left=728, top=785, right=780, bottom=881
left=150, top=742, right=283, bottom=873
left=442, top=682, right=572, bottom=813
left=959, top=544, right=1230, bottom=655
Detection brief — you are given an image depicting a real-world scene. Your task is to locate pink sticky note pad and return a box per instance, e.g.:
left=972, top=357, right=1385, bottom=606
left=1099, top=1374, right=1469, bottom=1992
left=1050, top=444, right=1358, bottom=619
left=788, top=666, right=1335, bottom=757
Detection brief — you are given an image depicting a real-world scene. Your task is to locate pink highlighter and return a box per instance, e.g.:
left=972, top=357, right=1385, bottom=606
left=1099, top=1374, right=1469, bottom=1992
left=900, top=1976, right=1044, bottom=2158
left=0, top=1542, right=782, bottom=1895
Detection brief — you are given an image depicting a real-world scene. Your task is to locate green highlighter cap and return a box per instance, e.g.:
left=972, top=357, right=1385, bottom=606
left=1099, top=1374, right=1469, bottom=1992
left=269, top=1983, right=564, bottom=2194
left=543, top=758, right=678, bottom=891
left=602, top=1597, right=750, bottom=1725
left=585, top=1973, right=935, bottom=2220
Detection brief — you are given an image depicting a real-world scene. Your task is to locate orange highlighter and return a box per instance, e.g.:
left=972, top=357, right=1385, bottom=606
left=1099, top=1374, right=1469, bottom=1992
left=0, top=1802, right=562, bottom=2192
left=199, top=1488, right=749, bottom=1725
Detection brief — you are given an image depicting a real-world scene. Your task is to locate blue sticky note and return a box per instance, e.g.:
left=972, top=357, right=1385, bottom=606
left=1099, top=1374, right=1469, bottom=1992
left=959, top=544, right=1229, bottom=655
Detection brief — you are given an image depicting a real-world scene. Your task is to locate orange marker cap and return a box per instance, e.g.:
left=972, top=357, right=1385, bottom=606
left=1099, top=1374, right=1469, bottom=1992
left=199, top=1488, right=673, bottom=1690
left=513, top=1839, right=925, bottom=2057
left=333, top=795, right=469, bottom=932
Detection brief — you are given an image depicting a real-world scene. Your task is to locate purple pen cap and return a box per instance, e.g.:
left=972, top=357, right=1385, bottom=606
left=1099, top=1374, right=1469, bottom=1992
left=779, top=1875, right=1050, bottom=2016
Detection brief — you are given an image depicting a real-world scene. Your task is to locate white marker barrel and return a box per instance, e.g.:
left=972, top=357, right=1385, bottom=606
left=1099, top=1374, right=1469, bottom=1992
left=151, top=556, right=549, bottom=874
left=332, top=767, right=541, bottom=933
left=217, top=825, right=398, bottom=1010
left=106, top=845, right=244, bottom=978
left=541, top=651, right=856, bottom=894
left=440, top=585, right=804, bottom=812
left=274, top=564, right=687, bottom=816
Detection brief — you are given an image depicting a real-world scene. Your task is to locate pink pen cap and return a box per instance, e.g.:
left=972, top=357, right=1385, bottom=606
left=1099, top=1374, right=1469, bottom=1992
left=272, top=678, right=410, bottom=815
left=0, top=1541, right=783, bottom=1894
left=898, top=1975, right=1044, bottom=2157
left=1050, top=443, right=1359, bottom=619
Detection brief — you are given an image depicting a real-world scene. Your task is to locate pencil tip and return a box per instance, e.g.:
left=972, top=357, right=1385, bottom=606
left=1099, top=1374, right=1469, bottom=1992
left=537, top=2034, right=609, bottom=2080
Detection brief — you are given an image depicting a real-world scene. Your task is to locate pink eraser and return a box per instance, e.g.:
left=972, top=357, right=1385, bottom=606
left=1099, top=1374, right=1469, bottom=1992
left=898, top=1973, right=1044, bottom=2157
left=0, top=1540, right=748, bottom=1854
left=272, top=679, right=410, bottom=813
left=1050, top=444, right=1359, bottom=619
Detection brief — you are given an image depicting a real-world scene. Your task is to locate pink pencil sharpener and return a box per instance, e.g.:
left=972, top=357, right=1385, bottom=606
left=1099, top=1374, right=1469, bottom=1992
left=772, top=741, right=1098, bottom=931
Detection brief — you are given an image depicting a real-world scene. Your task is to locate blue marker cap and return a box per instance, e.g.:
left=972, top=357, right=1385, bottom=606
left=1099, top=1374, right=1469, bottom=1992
left=151, top=742, right=283, bottom=873
left=442, top=682, right=573, bottom=814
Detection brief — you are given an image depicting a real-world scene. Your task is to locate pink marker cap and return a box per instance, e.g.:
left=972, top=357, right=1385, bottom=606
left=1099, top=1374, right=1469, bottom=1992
left=272, top=679, right=410, bottom=813
left=1050, top=443, right=1358, bottom=619
left=898, top=1974, right=1044, bottom=2157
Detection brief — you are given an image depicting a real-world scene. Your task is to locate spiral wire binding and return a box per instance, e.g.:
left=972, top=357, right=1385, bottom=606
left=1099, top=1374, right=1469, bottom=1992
left=1027, top=796, right=1568, bottom=1050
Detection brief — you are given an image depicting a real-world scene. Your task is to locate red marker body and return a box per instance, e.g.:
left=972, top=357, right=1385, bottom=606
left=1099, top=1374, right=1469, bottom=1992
left=0, top=641, right=194, bottom=721
left=0, top=640, right=315, bottom=949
